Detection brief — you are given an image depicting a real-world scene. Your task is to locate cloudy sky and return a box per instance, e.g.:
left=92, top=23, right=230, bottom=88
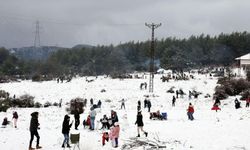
left=0, top=0, right=250, bottom=48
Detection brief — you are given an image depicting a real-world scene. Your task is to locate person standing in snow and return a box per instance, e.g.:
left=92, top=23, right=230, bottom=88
left=246, top=96, right=250, bottom=108
left=12, top=111, right=18, bottom=128
left=144, top=99, right=148, bottom=109
left=147, top=100, right=151, bottom=112
left=74, top=109, right=80, bottom=130
left=176, top=90, right=179, bottom=98
left=29, top=112, right=42, bottom=150
left=172, top=96, right=176, bottom=107
left=110, top=122, right=120, bottom=148
left=135, top=111, right=148, bottom=137
left=214, top=97, right=221, bottom=106
left=89, top=107, right=97, bottom=130
left=187, top=103, right=194, bottom=121
left=62, top=115, right=73, bottom=148
left=234, top=98, right=241, bottom=109
left=137, top=100, right=141, bottom=112
left=111, top=110, right=119, bottom=126
left=121, top=99, right=125, bottom=109
left=90, top=98, right=94, bottom=105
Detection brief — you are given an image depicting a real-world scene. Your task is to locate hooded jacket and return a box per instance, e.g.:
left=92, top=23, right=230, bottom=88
left=30, top=112, right=39, bottom=131
left=62, top=115, right=72, bottom=134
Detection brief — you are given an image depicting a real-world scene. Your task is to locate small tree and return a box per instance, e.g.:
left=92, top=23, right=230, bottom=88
left=67, top=98, right=86, bottom=114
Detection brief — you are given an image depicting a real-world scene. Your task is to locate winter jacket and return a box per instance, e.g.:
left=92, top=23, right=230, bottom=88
left=89, top=109, right=97, bottom=118
left=13, top=112, right=18, bottom=119
left=62, top=115, right=72, bottom=134
left=148, top=101, right=151, bottom=108
left=29, top=112, right=39, bottom=132
left=188, top=106, right=194, bottom=113
left=109, top=127, right=114, bottom=140
left=135, top=114, right=144, bottom=127
left=112, top=125, right=120, bottom=138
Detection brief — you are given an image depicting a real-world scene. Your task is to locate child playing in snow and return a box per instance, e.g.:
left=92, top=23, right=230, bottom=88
left=109, top=122, right=120, bottom=148
left=12, top=111, right=18, bottom=128
left=102, top=132, right=109, bottom=146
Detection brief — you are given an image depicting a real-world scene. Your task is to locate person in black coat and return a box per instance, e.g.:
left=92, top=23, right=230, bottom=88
left=147, top=100, right=151, bottom=112
left=135, top=111, right=148, bottom=137
left=29, top=112, right=42, bottom=150
left=172, top=96, right=176, bottom=107
left=62, top=115, right=73, bottom=148
left=111, top=110, right=119, bottom=126
left=137, top=100, right=141, bottom=112
left=74, top=110, right=80, bottom=130
left=144, top=99, right=148, bottom=108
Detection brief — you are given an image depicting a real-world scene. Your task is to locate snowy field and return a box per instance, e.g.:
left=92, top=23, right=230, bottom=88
left=0, top=73, right=250, bottom=150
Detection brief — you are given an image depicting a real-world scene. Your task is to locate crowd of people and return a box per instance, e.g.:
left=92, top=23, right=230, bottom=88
left=1, top=81, right=250, bottom=150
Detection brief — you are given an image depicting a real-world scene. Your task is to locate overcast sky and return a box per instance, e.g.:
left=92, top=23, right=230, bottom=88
left=0, top=0, right=250, bottom=48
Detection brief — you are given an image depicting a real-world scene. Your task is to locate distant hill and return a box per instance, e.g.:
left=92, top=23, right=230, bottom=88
left=9, top=44, right=94, bottom=61
left=72, top=44, right=94, bottom=49
left=9, top=46, right=65, bottom=61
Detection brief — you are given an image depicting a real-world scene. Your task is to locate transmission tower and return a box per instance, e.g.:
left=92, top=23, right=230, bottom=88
left=145, top=23, right=161, bottom=93
left=34, top=20, right=41, bottom=47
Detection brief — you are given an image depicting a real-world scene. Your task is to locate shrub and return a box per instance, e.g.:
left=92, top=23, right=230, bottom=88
left=0, top=90, right=9, bottom=98
left=32, top=74, right=42, bottom=82
left=214, top=86, right=228, bottom=100
left=0, top=99, right=11, bottom=112
left=214, top=78, right=250, bottom=100
left=34, top=102, right=42, bottom=108
left=53, top=102, right=59, bottom=106
left=240, top=89, right=250, bottom=100
left=67, top=98, right=86, bottom=114
left=18, top=94, right=35, bottom=107
left=44, top=101, right=52, bottom=108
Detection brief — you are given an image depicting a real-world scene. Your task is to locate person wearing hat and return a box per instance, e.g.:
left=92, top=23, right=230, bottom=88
left=29, top=112, right=42, bottom=150
left=135, top=111, right=148, bottom=137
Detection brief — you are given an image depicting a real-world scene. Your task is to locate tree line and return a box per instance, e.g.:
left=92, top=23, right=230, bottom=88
left=1, top=31, right=250, bottom=79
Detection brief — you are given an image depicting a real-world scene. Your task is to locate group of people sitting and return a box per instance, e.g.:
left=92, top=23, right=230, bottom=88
left=149, top=110, right=167, bottom=120
left=83, top=110, right=119, bottom=130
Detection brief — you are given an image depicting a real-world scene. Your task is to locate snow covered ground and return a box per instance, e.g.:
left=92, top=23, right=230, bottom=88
left=0, top=73, right=250, bottom=150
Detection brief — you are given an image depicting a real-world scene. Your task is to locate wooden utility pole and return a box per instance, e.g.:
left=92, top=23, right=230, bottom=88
left=145, top=23, right=161, bottom=93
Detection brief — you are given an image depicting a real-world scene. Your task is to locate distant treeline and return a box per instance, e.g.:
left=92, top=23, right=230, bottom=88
left=1, top=31, right=250, bottom=77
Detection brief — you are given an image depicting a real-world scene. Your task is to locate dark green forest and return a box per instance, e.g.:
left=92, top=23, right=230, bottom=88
left=1, top=32, right=250, bottom=78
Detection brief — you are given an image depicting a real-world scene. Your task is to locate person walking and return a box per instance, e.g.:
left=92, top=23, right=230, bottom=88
left=29, top=112, right=42, bottom=150
left=89, top=107, right=97, bottom=130
left=62, top=115, right=73, bottom=148
left=135, top=111, right=148, bottom=137
left=12, top=111, right=18, bottom=128
left=121, top=99, right=125, bottom=109
left=172, top=96, right=176, bottom=107
left=187, top=103, right=194, bottom=121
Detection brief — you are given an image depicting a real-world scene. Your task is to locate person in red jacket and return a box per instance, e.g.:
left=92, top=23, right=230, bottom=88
left=102, top=132, right=109, bottom=146
left=246, top=96, right=250, bottom=108
left=187, top=103, right=194, bottom=120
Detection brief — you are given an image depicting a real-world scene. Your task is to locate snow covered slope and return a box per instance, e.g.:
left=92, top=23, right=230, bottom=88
left=0, top=73, right=250, bottom=150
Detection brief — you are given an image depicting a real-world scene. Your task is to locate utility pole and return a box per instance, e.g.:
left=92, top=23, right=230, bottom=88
left=145, top=23, right=161, bottom=93
left=34, top=20, right=41, bottom=47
